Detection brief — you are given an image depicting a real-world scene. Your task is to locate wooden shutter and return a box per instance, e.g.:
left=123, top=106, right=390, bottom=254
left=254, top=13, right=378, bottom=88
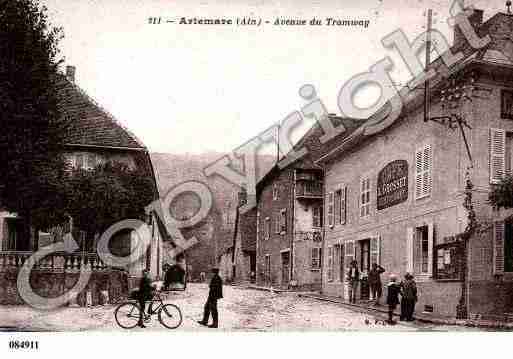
left=406, top=227, right=414, bottom=273
left=423, top=145, right=432, bottom=196
left=334, top=190, right=341, bottom=225
left=340, top=186, right=347, bottom=225
left=415, top=149, right=423, bottom=199
left=490, top=128, right=506, bottom=184
left=494, top=221, right=505, bottom=275
left=327, top=192, right=334, bottom=228
left=427, top=222, right=434, bottom=276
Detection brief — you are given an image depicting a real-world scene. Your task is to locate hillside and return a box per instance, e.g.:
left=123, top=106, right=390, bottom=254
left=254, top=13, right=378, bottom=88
left=150, top=152, right=275, bottom=280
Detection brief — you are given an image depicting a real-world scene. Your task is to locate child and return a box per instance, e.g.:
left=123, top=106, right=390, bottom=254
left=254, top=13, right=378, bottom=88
left=386, top=274, right=401, bottom=324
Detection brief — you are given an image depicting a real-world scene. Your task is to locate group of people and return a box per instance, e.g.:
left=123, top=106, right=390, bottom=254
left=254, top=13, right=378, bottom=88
left=133, top=266, right=223, bottom=329
left=347, top=260, right=418, bottom=324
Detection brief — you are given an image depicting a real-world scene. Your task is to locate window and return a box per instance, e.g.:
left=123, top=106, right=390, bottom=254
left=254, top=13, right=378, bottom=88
left=340, top=186, right=347, bottom=225
left=345, top=241, right=355, bottom=271
left=280, top=209, right=287, bottom=234
left=327, top=246, right=334, bottom=281
left=274, top=213, right=281, bottom=234
left=407, top=225, right=433, bottom=275
left=312, top=206, right=323, bottom=228
left=264, top=217, right=270, bottom=240
left=501, top=90, right=513, bottom=120
left=494, top=220, right=513, bottom=274
left=360, top=178, right=371, bottom=217
left=72, top=152, right=102, bottom=170
left=311, top=248, right=322, bottom=269
left=334, top=244, right=343, bottom=282
left=434, top=240, right=463, bottom=280
left=370, top=236, right=380, bottom=266
left=272, top=184, right=279, bottom=200
left=488, top=128, right=513, bottom=183
left=327, top=192, right=334, bottom=228
left=415, top=145, right=432, bottom=199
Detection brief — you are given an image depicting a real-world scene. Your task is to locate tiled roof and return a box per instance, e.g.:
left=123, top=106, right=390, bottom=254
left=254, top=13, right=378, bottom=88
left=55, top=75, right=145, bottom=150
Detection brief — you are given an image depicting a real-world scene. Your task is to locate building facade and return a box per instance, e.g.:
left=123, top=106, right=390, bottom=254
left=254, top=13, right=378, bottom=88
left=318, top=9, right=513, bottom=318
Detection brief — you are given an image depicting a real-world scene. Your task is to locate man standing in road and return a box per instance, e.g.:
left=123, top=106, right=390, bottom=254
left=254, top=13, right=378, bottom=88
left=198, top=267, right=223, bottom=328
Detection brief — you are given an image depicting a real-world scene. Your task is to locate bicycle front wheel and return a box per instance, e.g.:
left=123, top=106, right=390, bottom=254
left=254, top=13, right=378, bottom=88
left=115, top=302, right=141, bottom=329
left=158, top=304, right=183, bottom=329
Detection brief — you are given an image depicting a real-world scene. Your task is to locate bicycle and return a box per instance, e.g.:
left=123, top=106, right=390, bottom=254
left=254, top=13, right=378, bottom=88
left=114, top=290, right=183, bottom=329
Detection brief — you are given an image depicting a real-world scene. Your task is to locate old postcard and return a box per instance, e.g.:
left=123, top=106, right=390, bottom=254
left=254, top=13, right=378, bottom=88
left=1, top=0, right=513, bottom=357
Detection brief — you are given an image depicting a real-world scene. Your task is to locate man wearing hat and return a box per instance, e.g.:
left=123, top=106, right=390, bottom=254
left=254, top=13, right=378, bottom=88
left=198, top=267, right=223, bottom=328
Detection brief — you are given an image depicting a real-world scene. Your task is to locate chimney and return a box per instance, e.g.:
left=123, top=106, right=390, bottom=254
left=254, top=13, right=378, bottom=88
left=66, top=65, right=76, bottom=83
left=453, top=8, right=484, bottom=49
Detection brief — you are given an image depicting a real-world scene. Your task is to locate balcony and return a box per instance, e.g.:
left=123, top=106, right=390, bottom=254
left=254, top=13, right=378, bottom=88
left=296, top=181, right=323, bottom=199
left=296, top=230, right=323, bottom=242
left=0, top=251, right=109, bottom=272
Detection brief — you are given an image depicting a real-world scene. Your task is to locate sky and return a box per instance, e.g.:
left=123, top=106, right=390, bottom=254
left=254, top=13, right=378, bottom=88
left=42, top=0, right=510, bottom=154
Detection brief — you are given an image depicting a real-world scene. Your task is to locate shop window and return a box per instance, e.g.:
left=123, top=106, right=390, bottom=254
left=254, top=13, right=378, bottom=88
left=501, top=89, right=513, bottom=120
left=415, top=145, right=432, bottom=199
left=311, top=247, right=322, bottom=269
left=418, top=226, right=429, bottom=274
left=312, top=206, right=323, bottom=228
left=434, top=240, right=463, bottom=280
left=407, top=224, right=433, bottom=275
left=360, top=178, right=371, bottom=217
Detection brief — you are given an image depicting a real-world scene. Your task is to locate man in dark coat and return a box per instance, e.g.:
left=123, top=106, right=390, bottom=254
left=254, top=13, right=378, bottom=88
left=198, top=267, right=223, bottom=328
left=386, top=274, right=401, bottom=325
left=137, top=269, right=155, bottom=328
left=400, top=273, right=418, bottom=321
left=368, top=263, right=386, bottom=305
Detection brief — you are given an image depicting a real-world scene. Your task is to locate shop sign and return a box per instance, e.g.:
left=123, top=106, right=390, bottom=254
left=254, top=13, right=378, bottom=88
left=377, top=160, right=408, bottom=210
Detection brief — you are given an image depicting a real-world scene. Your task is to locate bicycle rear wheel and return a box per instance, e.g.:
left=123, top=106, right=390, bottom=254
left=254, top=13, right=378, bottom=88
left=158, top=304, right=183, bottom=329
left=115, top=302, right=141, bottom=329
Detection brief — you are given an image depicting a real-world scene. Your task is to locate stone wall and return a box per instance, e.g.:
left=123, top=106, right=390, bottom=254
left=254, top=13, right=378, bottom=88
left=0, top=269, right=128, bottom=306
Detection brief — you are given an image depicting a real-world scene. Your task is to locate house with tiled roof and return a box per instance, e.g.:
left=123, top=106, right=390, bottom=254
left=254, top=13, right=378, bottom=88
left=0, top=66, right=173, bottom=305
left=317, top=8, right=513, bottom=319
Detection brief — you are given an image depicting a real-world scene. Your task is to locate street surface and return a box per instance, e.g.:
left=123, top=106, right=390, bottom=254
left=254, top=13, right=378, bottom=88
left=0, top=283, right=483, bottom=332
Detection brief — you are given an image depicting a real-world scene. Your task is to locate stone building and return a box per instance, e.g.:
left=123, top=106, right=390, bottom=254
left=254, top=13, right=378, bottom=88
left=317, top=9, right=513, bottom=319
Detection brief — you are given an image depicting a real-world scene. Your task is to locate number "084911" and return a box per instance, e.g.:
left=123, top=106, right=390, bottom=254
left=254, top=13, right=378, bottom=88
left=9, top=341, right=39, bottom=350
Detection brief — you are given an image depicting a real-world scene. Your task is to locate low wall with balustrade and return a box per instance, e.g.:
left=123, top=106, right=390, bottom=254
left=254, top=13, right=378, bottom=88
left=0, top=251, right=129, bottom=306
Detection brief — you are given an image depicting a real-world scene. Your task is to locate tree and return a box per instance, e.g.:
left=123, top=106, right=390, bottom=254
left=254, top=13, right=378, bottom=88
left=488, top=176, right=513, bottom=210
left=65, top=161, right=155, bottom=251
left=0, top=0, right=68, bottom=243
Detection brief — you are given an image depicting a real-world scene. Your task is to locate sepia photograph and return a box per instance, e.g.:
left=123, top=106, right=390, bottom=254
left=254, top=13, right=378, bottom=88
left=0, top=0, right=513, bottom=356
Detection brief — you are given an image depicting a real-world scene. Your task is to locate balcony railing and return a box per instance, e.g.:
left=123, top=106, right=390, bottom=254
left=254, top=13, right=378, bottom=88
left=295, top=230, right=323, bottom=242
left=296, top=181, right=323, bottom=198
left=0, top=251, right=108, bottom=271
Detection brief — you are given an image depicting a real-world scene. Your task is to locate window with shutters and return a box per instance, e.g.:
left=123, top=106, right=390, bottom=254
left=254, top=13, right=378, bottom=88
left=327, top=192, right=334, bottom=228
left=415, top=145, right=432, bottom=199
left=311, top=247, right=322, bottom=269
left=495, top=220, right=513, bottom=274
left=312, top=205, right=323, bottom=228
left=335, top=186, right=347, bottom=225
left=501, top=90, right=513, bottom=120
left=327, top=246, right=334, bottom=281
left=360, top=178, right=371, bottom=217
left=280, top=209, right=287, bottom=234
left=490, top=129, right=506, bottom=184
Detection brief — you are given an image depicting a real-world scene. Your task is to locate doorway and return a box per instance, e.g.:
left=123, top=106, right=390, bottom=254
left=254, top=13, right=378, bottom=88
left=359, top=239, right=371, bottom=300
left=6, top=218, right=30, bottom=252
left=281, top=251, right=290, bottom=288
